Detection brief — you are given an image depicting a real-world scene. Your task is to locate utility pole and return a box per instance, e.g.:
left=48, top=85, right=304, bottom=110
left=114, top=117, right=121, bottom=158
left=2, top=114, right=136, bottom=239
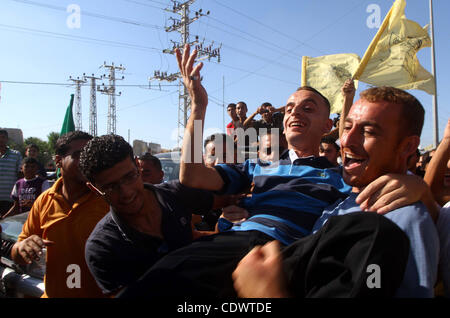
left=98, top=62, right=125, bottom=134
left=152, top=0, right=221, bottom=147
left=84, top=73, right=102, bottom=137
left=68, top=75, right=87, bottom=131
left=429, top=0, right=439, bottom=148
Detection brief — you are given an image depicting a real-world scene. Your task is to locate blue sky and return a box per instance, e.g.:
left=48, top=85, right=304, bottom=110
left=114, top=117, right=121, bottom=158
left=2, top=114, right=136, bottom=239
left=0, top=0, right=448, bottom=150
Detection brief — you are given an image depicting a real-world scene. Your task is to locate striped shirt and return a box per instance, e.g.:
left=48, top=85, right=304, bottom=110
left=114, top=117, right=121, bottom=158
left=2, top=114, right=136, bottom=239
left=214, top=149, right=351, bottom=245
left=0, top=148, right=22, bottom=201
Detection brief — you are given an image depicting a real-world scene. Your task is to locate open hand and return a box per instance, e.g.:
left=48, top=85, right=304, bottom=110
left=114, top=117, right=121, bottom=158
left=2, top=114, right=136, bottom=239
left=175, top=44, right=208, bottom=110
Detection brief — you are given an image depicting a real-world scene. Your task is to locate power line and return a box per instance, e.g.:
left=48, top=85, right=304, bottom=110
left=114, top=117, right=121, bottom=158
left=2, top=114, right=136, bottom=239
left=156, top=0, right=222, bottom=148
left=207, top=0, right=367, bottom=89
left=143, top=0, right=169, bottom=6
left=209, top=61, right=298, bottom=86
left=0, top=23, right=163, bottom=53
left=1, top=20, right=297, bottom=76
left=0, top=80, right=178, bottom=88
left=10, top=0, right=163, bottom=30
left=212, top=0, right=324, bottom=54
left=202, top=36, right=297, bottom=73
left=122, top=0, right=165, bottom=10
left=198, top=19, right=299, bottom=62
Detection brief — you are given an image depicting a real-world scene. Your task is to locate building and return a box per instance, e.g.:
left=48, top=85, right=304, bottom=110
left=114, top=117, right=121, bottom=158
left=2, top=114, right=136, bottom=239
left=1, top=128, right=23, bottom=145
left=132, top=140, right=161, bottom=156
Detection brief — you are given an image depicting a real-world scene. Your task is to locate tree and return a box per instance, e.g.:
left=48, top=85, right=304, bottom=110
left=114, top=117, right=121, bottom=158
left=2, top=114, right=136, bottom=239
left=24, top=137, right=52, bottom=166
left=47, top=132, right=60, bottom=156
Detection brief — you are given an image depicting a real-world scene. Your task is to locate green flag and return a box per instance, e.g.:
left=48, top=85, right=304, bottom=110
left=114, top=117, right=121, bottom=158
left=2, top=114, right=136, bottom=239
left=57, top=94, right=75, bottom=178
left=60, top=94, right=75, bottom=136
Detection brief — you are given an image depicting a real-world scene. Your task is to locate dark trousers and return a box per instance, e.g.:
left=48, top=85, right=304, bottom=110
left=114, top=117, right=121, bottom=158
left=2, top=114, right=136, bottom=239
left=117, top=212, right=410, bottom=298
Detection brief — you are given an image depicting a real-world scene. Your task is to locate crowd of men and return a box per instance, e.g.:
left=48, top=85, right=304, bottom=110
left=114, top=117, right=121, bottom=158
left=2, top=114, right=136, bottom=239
left=0, top=43, right=449, bottom=299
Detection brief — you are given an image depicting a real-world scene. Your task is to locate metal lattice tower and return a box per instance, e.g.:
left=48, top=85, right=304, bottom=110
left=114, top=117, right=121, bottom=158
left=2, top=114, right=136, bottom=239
left=84, top=74, right=102, bottom=136
left=156, top=0, right=221, bottom=147
left=68, top=75, right=87, bottom=131
left=98, top=62, right=125, bottom=134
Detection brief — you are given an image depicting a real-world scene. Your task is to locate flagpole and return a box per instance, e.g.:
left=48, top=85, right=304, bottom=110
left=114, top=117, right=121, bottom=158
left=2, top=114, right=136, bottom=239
left=352, top=1, right=396, bottom=81
left=301, top=56, right=308, bottom=86
left=429, top=0, right=439, bottom=148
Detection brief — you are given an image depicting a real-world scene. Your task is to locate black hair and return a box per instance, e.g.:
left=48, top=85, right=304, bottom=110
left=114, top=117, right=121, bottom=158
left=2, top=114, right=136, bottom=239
left=296, top=86, right=331, bottom=115
left=0, top=129, right=8, bottom=137
left=227, top=103, right=236, bottom=109
left=320, top=136, right=340, bottom=152
left=55, top=131, right=93, bottom=156
left=79, top=134, right=134, bottom=182
left=204, top=133, right=234, bottom=150
left=236, top=101, right=247, bottom=109
left=22, top=157, right=39, bottom=166
left=138, top=152, right=162, bottom=171
left=26, top=143, right=39, bottom=151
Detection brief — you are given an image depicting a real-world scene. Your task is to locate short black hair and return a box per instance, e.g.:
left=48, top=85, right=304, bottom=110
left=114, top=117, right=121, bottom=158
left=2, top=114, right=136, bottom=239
left=55, top=131, right=93, bottom=156
left=296, top=86, right=331, bottom=115
left=0, top=129, right=8, bottom=137
left=227, top=103, right=236, bottom=109
left=138, top=152, right=162, bottom=171
left=236, top=101, right=247, bottom=109
left=79, top=134, right=134, bottom=182
left=261, top=102, right=272, bottom=107
left=204, top=133, right=234, bottom=150
left=22, top=157, right=39, bottom=166
left=320, top=136, right=340, bottom=152
left=26, top=143, right=39, bottom=152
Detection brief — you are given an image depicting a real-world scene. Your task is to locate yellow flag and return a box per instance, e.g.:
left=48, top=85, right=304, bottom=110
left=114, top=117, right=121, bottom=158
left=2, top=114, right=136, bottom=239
left=301, top=53, right=360, bottom=114
left=354, top=0, right=436, bottom=95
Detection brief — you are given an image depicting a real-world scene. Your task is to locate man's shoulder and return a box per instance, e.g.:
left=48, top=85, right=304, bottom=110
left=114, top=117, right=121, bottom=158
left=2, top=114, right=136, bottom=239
left=5, top=148, right=21, bottom=160
left=387, top=202, right=429, bottom=217
left=0, top=148, right=21, bottom=162
left=148, top=180, right=181, bottom=196
left=87, top=212, right=118, bottom=243
left=384, top=202, right=436, bottom=231
left=6, top=148, right=21, bottom=155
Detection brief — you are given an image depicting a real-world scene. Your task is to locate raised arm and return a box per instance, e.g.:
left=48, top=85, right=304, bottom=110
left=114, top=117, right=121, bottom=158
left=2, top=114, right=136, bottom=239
left=177, top=44, right=224, bottom=191
left=424, top=118, right=450, bottom=206
left=243, top=108, right=260, bottom=129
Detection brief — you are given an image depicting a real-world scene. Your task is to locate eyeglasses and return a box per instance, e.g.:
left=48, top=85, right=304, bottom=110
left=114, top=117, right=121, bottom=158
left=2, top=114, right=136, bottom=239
left=94, top=169, right=140, bottom=196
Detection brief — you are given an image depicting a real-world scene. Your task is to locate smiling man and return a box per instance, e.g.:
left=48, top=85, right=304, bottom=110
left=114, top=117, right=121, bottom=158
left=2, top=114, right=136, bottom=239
left=80, top=135, right=217, bottom=296
left=116, top=45, right=424, bottom=298
left=232, top=87, right=439, bottom=298
left=11, top=131, right=109, bottom=298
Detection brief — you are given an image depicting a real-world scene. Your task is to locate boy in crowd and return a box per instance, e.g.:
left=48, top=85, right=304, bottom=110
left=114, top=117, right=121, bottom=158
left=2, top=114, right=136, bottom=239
left=2, top=157, right=50, bottom=219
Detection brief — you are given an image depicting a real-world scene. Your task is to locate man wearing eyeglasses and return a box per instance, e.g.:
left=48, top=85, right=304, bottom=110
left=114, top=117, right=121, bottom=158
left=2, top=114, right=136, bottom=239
left=10, top=131, right=109, bottom=298
left=80, top=134, right=223, bottom=296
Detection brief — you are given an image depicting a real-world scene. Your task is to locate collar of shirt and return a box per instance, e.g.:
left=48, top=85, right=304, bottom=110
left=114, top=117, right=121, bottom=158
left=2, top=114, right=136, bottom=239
left=23, top=176, right=39, bottom=182
left=110, top=185, right=164, bottom=246
left=288, top=149, right=315, bottom=163
left=1, top=147, right=11, bottom=158
left=48, top=178, right=98, bottom=211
